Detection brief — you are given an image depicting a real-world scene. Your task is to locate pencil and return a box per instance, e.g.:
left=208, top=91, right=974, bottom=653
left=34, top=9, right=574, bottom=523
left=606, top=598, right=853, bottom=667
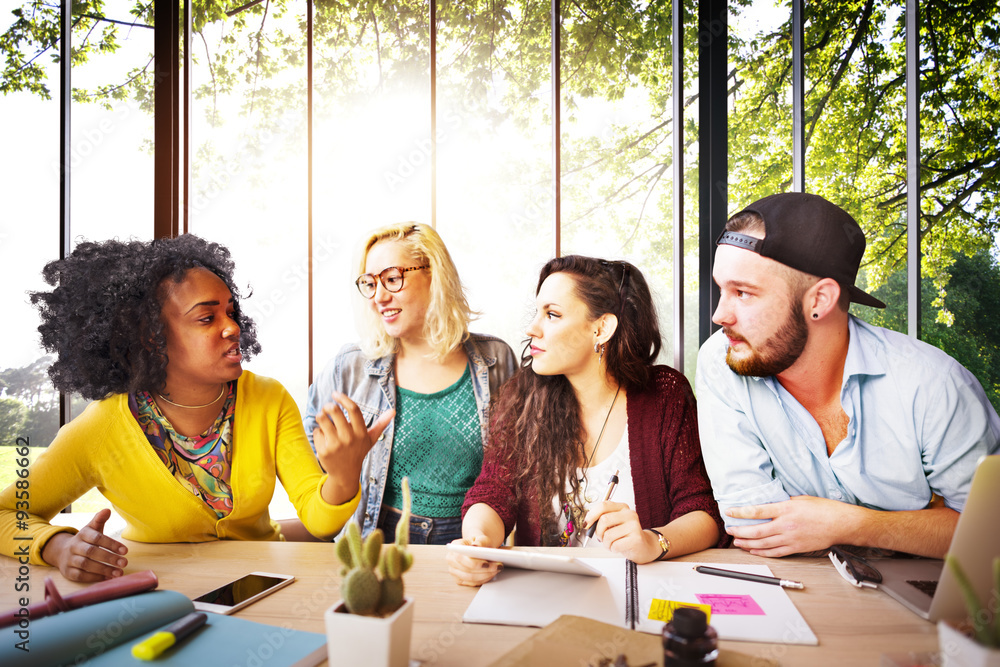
left=694, top=565, right=804, bottom=590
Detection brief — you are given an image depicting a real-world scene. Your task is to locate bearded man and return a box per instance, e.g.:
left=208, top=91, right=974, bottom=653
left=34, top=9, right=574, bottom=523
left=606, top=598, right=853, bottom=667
left=696, top=192, right=999, bottom=558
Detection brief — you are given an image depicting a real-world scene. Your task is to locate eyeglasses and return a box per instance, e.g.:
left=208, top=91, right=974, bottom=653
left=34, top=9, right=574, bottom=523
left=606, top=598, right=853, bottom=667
left=355, top=265, right=428, bottom=299
left=828, top=546, right=882, bottom=588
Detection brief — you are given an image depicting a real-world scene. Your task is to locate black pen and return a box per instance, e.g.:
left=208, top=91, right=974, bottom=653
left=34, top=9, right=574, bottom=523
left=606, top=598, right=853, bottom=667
left=583, top=469, right=619, bottom=546
left=695, top=565, right=804, bottom=590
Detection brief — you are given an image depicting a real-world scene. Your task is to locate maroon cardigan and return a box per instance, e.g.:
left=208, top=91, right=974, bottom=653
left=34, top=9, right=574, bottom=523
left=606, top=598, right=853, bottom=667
left=462, top=365, right=728, bottom=547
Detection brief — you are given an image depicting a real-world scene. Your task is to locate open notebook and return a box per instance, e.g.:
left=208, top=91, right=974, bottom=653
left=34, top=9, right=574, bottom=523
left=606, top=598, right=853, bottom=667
left=462, top=557, right=818, bottom=645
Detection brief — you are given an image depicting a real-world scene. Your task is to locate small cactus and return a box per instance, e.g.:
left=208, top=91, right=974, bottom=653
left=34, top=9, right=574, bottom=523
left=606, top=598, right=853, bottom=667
left=338, top=478, right=414, bottom=617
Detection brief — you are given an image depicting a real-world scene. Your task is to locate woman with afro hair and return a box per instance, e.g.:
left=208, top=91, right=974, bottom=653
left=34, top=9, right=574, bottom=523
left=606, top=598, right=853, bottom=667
left=0, top=235, right=388, bottom=582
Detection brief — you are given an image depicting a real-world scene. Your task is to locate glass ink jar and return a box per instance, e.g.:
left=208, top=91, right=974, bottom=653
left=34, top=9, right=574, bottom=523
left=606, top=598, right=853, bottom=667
left=663, top=607, right=718, bottom=666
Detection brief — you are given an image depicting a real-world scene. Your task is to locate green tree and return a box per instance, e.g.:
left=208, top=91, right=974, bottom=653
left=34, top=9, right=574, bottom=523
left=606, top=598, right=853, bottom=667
left=864, top=250, right=1000, bottom=413
left=0, top=357, right=61, bottom=446
left=19, top=404, right=60, bottom=447
left=725, top=0, right=1000, bottom=305
left=0, top=397, right=26, bottom=443
left=2, top=0, right=997, bottom=378
left=0, top=356, right=55, bottom=405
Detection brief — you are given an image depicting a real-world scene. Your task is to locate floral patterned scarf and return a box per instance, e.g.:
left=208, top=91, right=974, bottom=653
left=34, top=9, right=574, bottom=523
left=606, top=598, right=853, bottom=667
left=130, top=383, right=236, bottom=518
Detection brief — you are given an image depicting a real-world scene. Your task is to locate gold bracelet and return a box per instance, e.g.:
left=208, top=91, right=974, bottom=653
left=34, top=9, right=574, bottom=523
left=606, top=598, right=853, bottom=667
left=648, top=528, right=670, bottom=561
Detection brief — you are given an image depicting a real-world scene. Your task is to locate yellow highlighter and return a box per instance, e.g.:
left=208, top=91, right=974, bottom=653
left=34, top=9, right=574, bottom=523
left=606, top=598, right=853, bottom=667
left=131, top=611, right=207, bottom=661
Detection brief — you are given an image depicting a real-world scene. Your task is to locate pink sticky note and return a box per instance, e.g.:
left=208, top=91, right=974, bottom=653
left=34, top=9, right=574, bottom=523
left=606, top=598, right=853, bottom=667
left=695, top=593, right=766, bottom=615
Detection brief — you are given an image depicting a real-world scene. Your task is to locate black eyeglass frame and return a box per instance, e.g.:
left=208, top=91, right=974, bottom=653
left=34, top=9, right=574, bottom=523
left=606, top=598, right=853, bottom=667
left=355, top=265, right=429, bottom=299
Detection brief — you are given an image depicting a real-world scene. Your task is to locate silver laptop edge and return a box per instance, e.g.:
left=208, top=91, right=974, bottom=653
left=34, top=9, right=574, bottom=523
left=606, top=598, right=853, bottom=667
left=876, top=454, right=1000, bottom=622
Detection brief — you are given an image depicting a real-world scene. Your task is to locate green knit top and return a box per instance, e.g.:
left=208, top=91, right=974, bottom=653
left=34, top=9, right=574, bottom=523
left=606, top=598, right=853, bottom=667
left=383, top=365, right=482, bottom=517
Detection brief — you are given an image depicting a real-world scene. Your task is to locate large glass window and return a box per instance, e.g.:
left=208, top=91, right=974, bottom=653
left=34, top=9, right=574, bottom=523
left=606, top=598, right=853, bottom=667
left=1, top=0, right=154, bottom=514
left=558, top=2, right=683, bottom=369
left=0, top=68, right=59, bottom=478
left=863, top=3, right=1000, bottom=411
left=725, top=0, right=1000, bottom=412
left=312, top=2, right=433, bottom=378
left=727, top=0, right=790, bottom=206
left=70, top=0, right=154, bottom=241
left=4, top=0, right=999, bottom=500
left=435, top=3, right=553, bottom=349
left=187, top=0, right=309, bottom=402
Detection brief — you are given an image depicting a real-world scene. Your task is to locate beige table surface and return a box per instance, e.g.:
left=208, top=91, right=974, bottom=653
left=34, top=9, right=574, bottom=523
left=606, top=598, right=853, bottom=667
left=1, top=541, right=940, bottom=666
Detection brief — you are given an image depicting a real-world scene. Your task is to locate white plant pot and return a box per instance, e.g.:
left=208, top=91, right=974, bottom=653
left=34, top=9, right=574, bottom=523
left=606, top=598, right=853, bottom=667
left=938, top=620, right=1000, bottom=667
left=325, top=597, right=414, bottom=667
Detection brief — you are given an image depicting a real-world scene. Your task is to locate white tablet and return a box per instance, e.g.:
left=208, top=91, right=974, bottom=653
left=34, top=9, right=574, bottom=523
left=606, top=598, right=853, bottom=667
left=446, top=544, right=604, bottom=577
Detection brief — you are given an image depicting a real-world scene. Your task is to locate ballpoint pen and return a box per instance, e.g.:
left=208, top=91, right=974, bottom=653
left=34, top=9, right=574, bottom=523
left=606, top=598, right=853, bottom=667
left=583, top=469, right=619, bottom=546
left=694, top=565, right=804, bottom=590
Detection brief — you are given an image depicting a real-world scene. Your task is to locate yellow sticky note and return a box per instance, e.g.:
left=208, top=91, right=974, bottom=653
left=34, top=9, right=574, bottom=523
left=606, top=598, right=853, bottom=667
left=647, top=599, right=712, bottom=624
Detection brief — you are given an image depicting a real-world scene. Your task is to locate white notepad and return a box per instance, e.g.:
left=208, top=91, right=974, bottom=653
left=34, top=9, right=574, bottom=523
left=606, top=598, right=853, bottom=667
left=461, top=558, right=818, bottom=645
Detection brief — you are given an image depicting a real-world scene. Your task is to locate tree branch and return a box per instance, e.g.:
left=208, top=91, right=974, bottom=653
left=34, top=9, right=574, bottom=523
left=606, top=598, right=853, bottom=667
left=805, top=0, right=876, bottom=146
left=226, top=0, right=266, bottom=18
left=566, top=161, right=665, bottom=224
left=201, top=31, right=218, bottom=123
left=246, top=0, right=270, bottom=117
left=76, top=13, right=152, bottom=29
left=623, top=162, right=668, bottom=250
left=79, top=56, right=153, bottom=99
left=6, top=15, right=83, bottom=80
left=878, top=155, right=998, bottom=208
left=921, top=164, right=1000, bottom=233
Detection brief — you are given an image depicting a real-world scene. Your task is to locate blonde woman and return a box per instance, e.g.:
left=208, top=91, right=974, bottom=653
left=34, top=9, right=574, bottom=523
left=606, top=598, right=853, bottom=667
left=304, top=223, right=516, bottom=544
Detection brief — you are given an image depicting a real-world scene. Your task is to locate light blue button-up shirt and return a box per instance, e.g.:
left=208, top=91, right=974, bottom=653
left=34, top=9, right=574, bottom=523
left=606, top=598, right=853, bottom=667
left=696, top=316, right=1000, bottom=527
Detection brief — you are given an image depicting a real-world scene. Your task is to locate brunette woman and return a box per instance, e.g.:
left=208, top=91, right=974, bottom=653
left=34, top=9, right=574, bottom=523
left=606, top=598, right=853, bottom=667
left=448, top=256, right=725, bottom=585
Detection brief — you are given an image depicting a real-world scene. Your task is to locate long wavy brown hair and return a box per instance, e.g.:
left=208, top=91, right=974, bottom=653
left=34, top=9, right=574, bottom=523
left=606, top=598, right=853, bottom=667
left=492, top=255, right=662, bottom=544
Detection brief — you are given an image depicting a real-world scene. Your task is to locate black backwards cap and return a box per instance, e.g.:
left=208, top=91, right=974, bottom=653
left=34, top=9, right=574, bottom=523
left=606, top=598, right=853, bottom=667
left=717, top=192, right=886, bottom=309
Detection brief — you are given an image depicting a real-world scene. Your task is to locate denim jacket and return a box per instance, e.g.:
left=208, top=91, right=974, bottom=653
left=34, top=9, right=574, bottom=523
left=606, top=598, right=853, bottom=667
left=304, top=333, right=517, bottom=538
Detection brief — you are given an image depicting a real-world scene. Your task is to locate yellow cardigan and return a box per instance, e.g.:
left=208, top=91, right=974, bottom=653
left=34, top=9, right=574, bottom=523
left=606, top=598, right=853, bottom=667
left=0, top=371, right=359, bottom=565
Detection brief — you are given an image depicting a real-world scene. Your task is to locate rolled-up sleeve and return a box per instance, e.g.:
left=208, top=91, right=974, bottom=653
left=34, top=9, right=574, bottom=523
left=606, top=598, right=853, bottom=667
left=695, top=333, right=790, bottom=527
left=916, top=358, right=1000, bottom=511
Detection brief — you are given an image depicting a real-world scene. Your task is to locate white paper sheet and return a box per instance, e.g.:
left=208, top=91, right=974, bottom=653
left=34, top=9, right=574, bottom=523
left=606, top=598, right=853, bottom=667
left=462, top=558, right=818, bottom=645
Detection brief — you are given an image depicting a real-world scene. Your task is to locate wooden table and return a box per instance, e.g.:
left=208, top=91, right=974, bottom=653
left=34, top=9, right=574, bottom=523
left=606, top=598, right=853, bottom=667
left=1, top=542, right=940, bottom=666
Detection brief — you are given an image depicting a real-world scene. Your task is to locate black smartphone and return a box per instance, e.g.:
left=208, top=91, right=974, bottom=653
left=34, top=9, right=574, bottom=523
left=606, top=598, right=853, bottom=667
left=191, top=571, right=295, bottom=615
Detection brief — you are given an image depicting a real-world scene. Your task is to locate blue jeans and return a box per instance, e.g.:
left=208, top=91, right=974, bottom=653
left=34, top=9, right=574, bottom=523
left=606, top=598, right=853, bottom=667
left=377, top=505, right=463, bottom=545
